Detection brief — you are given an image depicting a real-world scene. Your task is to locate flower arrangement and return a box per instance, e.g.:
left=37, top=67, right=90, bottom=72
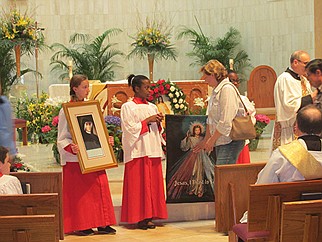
left=190, top=97, right=208, bottom=115
left=10, top=154, right=30, bottom=172
left=254, top=114, right=270, bottom=136
left=16, top=93, right=63, bottom=143
left=129, top=19, right=176, bottom=59
left=0, top=9, right=36, bottom=41
left=128, top=18, right=177, bottom=81
left=104, top=115, right=123, bottom=162
left=148, top=79, right=188, bottom=115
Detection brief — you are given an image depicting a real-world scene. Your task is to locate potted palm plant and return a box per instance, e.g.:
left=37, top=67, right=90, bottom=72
left=177, top=17, right=251, bottom=81
left=50, top=29, right=124, bottom=82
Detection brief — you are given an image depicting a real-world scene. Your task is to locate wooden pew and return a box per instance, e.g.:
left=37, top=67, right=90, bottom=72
left=215, top=162, right=266, bottom=233
left=0, top=215, right=56, bottom=242
left=231, top=179, right=322, bottom=241
left=9, top=172, right=63, bottom=240
left=280, top=200, right=322, bottom=242
left=0, top=194, right=59, bottom=241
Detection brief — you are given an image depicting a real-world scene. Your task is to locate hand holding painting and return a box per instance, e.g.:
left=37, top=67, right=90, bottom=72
left=57, top=74, right=116, bottom=236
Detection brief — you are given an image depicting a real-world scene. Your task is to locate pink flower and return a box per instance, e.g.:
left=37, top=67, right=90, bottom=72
left=52, top=116, right=59, bottom=126
left=255, top=114, right=270, bottom=124
left=41, top=125, right=51, bottom=133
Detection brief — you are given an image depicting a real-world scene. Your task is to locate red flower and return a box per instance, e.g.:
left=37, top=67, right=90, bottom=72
left=165, top=84, right=170, bottom=90
left=15, top=163, right=23, bottom=169
left=147, top=95, right=154, bottom=101
left=159, top=85, right=165, bottom=92
left=157, top=79, right=165, bottom=84
left=52, top=116, right=59, bottom=126
left=41, top=125, right=51, bottom=133
left=154, top=88, right=159, bottom=93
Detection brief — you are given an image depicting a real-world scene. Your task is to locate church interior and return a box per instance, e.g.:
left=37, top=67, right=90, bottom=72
left=0, top=0, right=321, bottom=241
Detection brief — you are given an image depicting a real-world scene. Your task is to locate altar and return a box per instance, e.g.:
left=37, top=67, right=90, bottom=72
left=48, top=80, right=210, bottom=116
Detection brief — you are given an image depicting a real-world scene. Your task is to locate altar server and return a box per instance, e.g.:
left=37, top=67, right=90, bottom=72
left=0, top=146, right=22, bottom=194
left=120, top=74, right=167, bottom=230
left=57, top=74, right=116, bottom=236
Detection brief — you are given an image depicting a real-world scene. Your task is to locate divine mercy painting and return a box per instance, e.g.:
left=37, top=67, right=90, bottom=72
left=166, top=115, right=216, bottom=203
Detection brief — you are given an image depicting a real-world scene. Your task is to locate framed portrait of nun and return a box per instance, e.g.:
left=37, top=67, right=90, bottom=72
left=63, top=100, right=118, bottom=174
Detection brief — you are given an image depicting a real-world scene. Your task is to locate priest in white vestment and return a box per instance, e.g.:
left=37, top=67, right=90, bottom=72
left=272, top=50, right=314, bottom=151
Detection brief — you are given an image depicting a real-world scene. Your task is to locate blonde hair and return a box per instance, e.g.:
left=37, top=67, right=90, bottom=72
left=200, top=60, right=228, bottom=83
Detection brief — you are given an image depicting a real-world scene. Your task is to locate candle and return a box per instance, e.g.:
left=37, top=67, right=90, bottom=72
left=229, top=59, right=234, bottom=70
left=68, top=60, right=73, bottom=67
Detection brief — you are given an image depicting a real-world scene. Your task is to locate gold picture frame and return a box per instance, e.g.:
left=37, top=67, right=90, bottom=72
left=62, top=100, right=118, bottom=174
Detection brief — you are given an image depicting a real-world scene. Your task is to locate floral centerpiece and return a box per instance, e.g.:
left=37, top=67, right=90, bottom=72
left=0, top=8, right=43, bottom=80
left=16, top=93, right=62, bottom=142
left=249, top=114, right=270, bottom=151
left=104, top=115, right=123, bottom=162
left=148, top=79, right=188, bottom=115
left=1, top=9, right=36, bottom=41
left=128, top=18, right=177, bottom=81
left=16, top=93, right=65, bottom=163
left=10, top=154, right=30, bottom=172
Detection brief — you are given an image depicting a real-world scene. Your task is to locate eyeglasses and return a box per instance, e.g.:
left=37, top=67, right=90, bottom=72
left=229, top=78, right=240, bottom=84
left=297, top=59, right=309, bottom=65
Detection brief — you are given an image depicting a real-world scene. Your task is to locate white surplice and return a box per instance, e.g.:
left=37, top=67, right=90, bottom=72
left=0, top=175, right=23, bottom=194
left=121, top=101, right=164, bottom=163
left=273, top=71, right=312, bottom=145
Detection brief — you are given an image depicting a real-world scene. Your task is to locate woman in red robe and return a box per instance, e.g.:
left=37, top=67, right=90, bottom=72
left=57, top=74, right=116, bottom=236
left=120, top=74, right=168, bottom=230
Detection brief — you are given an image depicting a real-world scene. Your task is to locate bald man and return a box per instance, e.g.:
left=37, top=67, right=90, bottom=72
left=257, top=105, right=322, bottom=184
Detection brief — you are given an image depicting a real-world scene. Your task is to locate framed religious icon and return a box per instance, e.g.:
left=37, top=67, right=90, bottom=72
left=62, top=100, right=118, bottom=174
left=165, top=115, right=216, bottom=203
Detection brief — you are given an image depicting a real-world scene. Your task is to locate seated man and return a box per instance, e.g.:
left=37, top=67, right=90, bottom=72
left=240, top=105, right=322, bottom=223
left=0, top=146, right=23, bottom=194
left=257, top=104, right=322, bottom=184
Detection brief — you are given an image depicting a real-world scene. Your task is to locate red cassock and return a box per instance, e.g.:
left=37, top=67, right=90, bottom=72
left=63, top=162, right=116, bottom=233
left=236, top=145, right=251, bottom=164
left=121, top=156, right=168, bottom=223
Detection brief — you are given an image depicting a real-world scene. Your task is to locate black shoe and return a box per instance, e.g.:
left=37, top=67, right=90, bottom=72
left=137, top=220, right=148, bottom=230
left=74, top=229, right=94, bottom=236
left=146, top=221, right=156, bottom=229
left=97, top=226, right=116, bottom=234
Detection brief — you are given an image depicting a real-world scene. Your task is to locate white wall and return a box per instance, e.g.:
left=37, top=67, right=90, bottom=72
left=0, top=0, right=314, bottom=95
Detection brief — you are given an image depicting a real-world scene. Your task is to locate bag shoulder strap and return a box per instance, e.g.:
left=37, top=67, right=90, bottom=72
left=220, top=82, right=249, bottom=114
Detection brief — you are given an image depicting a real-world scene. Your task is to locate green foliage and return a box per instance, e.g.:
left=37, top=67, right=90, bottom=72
left=177, top=17, right=252, bottom=80
left=50, top=29, right=124, bottom=82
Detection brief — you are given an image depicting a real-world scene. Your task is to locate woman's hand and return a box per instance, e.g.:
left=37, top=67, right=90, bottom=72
left=193, top=140, right=206, bottom=153
left=70, top=143, right=79, bottom=154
